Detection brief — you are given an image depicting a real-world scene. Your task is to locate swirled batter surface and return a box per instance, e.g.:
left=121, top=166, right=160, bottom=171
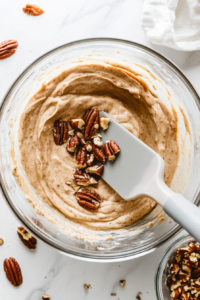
left=16, top=59, right=179, bottom=229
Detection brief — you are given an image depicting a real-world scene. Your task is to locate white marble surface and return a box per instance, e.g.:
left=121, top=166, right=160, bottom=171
left=0, top=0, right=200, bottom=299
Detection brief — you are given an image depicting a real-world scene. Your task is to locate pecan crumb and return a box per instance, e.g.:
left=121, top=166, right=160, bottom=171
left=119, top=279, right=126, bottom=287
left=42, top=295, right=50, bottom=300
left=136, top=292, right=142, bottom=300
left=111, top=293, right=117, bottom=296
left=83, top=283, right=91, bottom=290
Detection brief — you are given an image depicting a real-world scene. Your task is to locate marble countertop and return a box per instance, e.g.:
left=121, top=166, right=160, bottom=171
left=1, top=0, right=200, bottom=299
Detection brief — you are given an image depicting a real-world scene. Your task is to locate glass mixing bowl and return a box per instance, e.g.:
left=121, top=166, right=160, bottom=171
left=0, top=38, right=200, bottom=262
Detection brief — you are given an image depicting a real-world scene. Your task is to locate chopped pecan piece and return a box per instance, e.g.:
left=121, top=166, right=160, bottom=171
left=17, top=227, right=37, bottom=249
left=177, top=247, right=190, bottom=258
left=85, top=143, right=92, bottom=152
left=86, top=165, right=104, bottom=177
left=53, top=120, right=68, bottom=145
left=99, top=117, right=111, bottom=130
left=0, top=238, right=4, bottom=245
left=188, top=242, right=196, bottom=253
left=69, top=119, right=85, bottom=130
left=73, top=170, right=98, bottom=186
left=178, top=271, right=190, bottom=283
left=83, top=108, right=99, bottom=140
left=92, top=144, right=106, bottom=164
left=192, top=268, right=200, bottom=279
left=93, top=136, right=103, bottom=147
left=76, top=189, right=101, bottom=211
left=68, top=129, right=75, bottom=136
left=66, top=135, right=79, bottom=155
left=22, top=4, right=44, bottom=16
left=4, top=257, right=23, bottom=286
left=170, top=264, right=180, bottom=275
left=0, top=40, right=18, bottom=59
left=80, top=138, right=86, bottom=146
left=76, top=147, right=87, bottom=169
left=87, top=153, right=94, bottom=166
left=77, top=132, right=83, bottom=138
left=171, top=287, right=183, bottom=300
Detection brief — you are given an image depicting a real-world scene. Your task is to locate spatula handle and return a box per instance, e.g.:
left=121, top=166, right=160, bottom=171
left=164, top=194, right=200, bottom=242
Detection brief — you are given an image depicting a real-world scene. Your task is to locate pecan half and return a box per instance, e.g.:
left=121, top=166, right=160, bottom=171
left=103, top=141, right=115, bottom=161
left=53, top=120, right=68, bottom=145
left=22, top=4, right=44, bottom=16
left=76, top=189, right=101, bottom=211
left=83, top=108, right=99, bottom=140
left=17, top=227, right=37, bottom=249
left=42, top=295, right=50, bottom=300
left=0, top=40, right=18, bottom=59
left=99, top=117, right=111, bottom=130
left=86, top=165, right=104, bottom=177
left=4, top=257, right=23, bottom=286
left=73, top=170, right=98, bottom=186
left=70, top=119, right=85, bottom=131
left=87, top=153, right=94, bottom=166
left=67, top=135, right=79, bottom=155
left=76, top=147, right=87, bottom=169
left=92, top=144, right=106, bottom=164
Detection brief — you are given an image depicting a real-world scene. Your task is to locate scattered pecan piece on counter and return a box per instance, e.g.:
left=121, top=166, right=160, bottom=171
left=92, top=144, right=106, bottom=164
left=66, top=135, right=79, bottom=155
left=22, top=4, right=44, bottom=16
left=99, top=116, right=111, bottom=130
left=0, top=40, right=18, bottom=59
left=53, top=120, right=68, bottom=145
left=86, top=165, right=104, bottom=177
left=42, top=295, right=50, bottom=300
left=73, top=170, right=98, bottom=186
left=87, top=153, right=94, bottom=166
left=119, top=280, right=126, bottom=287
left=0, top=238, right=4, bottom=245
left=136, top=292, right=142, bottom=300
left=17, top=226, right=37, bottom=249
left=4, top=257, right=23, bottom=286
left=69, top=119, right=85, bottom=131
left=76, top=189, right=101, bottom=211
left=111, top=293, right=117, bottom=296
left=83, top=283, right=91, bottom=290
left=76, top=147, right=87, bottom=169
left=83, top=108, right=99, bottom=140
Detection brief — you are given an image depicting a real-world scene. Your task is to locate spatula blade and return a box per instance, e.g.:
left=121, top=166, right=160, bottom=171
left=100, top=111, right=163, bottom=201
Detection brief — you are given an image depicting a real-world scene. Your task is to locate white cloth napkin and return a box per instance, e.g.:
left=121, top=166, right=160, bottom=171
left=141, top=0, right=200, bottom=51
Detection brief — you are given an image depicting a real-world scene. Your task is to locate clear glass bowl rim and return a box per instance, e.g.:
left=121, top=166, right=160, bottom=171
left=0, top=38, right=200, bottom=262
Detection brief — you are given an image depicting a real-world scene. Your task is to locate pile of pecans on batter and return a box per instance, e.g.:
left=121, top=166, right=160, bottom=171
left=167, top=241, right=200, bottom=300
left=53, top=108, right=120, bottom=212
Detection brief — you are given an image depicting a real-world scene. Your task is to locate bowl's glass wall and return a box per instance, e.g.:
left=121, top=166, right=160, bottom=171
left=0, top=39, right=200, bottom=261
left=155, top=234, right=193, bottom=300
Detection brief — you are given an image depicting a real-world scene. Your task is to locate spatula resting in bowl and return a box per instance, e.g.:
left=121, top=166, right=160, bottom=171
left=100, top=111, right=200, bottom=242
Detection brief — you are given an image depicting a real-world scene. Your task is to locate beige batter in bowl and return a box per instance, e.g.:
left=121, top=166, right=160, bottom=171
left=0, top=39, right=200, bottom=261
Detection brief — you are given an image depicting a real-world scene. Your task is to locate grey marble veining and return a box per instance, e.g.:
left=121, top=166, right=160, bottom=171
left=1, top=0, right=200, bottom=299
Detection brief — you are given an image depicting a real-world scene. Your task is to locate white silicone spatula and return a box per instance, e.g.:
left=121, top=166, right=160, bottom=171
left=100, top=111, right=200, bottom=242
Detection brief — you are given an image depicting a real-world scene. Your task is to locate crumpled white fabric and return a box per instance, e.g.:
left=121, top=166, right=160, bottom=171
left=141, top=0, right=200, bottom=51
